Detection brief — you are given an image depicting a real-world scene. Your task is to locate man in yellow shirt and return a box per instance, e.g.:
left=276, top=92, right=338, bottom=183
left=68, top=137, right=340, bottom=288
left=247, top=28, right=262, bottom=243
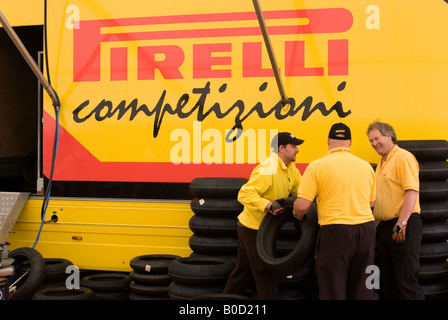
left=223, top=132, right=304, bottom=299
left=367, top=121, right=424, bottom=300
left=293, top=123, right=376, bottom=299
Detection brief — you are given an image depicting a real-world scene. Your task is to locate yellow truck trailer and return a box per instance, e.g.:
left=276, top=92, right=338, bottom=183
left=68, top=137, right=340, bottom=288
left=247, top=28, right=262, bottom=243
left=0, top=0, right=447, bottom=279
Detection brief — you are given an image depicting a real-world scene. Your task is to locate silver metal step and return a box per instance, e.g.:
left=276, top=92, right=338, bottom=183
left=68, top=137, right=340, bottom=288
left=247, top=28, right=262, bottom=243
left=0, top=192, right=29, bottom=244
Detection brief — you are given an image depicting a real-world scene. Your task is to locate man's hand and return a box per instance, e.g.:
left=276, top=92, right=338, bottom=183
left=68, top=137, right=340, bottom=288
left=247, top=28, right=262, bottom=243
left=266, top=201, right=285, bottom=216
left=293, top=210, right=305, bottom=221
left=392, top=222, right=407, bottom=243
left=293, top=198, right=312, bottom=221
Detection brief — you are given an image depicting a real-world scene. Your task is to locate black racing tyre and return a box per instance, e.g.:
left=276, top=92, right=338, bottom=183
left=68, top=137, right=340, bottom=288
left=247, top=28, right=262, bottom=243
left=95, top=290, right=130, bottom=300
left=278, top=286, right=311, bottom=300
left=168, top=281, right=224, bottom=300
left=8, top=247, right=46, bottom=300
left=189, top=177, right=247, bottom=198
left=190, top=198, right=243, bottom=217
left=80, top=273, right=131, bottom=293
left=129, top=281, right=168, bottom=296
left=420, top=241, right=448, bottom=263
left=168, top=257, right=234, bottom=285
left=256, top=202, right=319, bottom=275
left=130, top=270, right=172, bottom=285
left=279, top=219, right=302, bottom=239
left=32, top=286, right=95, bottom=300
left=192, top=293, right=250, bottom=300
left=189, top=235, right=238, bottom=255
left=421, top=278, right=448, bottom=300
left=418, top=161, right=448, bottom=181
left=420, top=202, right=448, bottom=222
left=275, top=238, right=300, bottom=257
left=129, top=292, right=169, bottom=300
left=44, top=258, right=73, bottom=282
left=279, top=261, right=315, bottom=289
left=276, top=196, right=302, bottom=236
left=189, top=252, right=236, bottom=266
left=397, top=140, right=448, bottom=161
left=418, top=261, right=448, bottom=283
left=422, top=222, right=448, bottom=243
left=189, top=215, right=237, bottom=236
left=420, top=181, right=448, bottom=202
left=129, top=254, right=180, bottom=273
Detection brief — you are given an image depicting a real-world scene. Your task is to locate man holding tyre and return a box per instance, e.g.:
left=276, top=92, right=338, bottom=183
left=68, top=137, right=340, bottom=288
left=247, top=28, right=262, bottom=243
left=293, top=123, right=376, bottom=300
left=223, top=132, right=304, bottom=299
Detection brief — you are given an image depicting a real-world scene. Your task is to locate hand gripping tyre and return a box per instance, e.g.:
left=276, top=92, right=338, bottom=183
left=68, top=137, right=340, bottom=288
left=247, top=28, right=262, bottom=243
left=256, top=201, right=319, bottom=275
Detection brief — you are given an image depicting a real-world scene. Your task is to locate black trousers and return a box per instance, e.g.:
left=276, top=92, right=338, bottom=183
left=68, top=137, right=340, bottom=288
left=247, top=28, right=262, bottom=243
left=315, top=221, right=376, bottom=300
left=377, top=213, right=425, bottom=300
left=223, top=223, right=279, bottom=299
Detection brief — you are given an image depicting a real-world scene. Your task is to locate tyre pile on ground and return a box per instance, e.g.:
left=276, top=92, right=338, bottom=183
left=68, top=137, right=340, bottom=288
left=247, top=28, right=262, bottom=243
left=398, top=140, right=448, bottom=300
left=35, top=257, right=97, bottom=300
left=128, top=254, right=179, bottom=300
left=5, top=248, right=97, bottom=300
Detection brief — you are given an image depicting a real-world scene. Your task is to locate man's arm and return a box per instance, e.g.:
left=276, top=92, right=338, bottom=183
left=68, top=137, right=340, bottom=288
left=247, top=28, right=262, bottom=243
left=293, top=197, right=313, bottom=220
left=397, top=189, right=418, bottom=226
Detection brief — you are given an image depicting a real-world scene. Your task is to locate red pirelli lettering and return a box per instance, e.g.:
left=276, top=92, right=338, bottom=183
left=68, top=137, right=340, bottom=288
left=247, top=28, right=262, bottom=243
left=137, top=45, right=185, bottom=80
left=73, top=8, right=353, bottom=82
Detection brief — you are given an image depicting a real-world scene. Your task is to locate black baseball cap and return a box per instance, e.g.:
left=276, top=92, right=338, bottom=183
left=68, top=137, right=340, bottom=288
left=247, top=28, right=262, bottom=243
left=328, top=122, right=351, bottom=140
left=271, top=132, right=304, bottom=149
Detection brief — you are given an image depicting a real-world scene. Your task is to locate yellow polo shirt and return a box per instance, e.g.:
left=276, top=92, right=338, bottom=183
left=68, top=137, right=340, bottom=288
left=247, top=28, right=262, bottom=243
left=374, top=145, right=420, bottom=221
left=237, top=153, right=302, bottom=230
left=298, top=147, right=375, bottom=226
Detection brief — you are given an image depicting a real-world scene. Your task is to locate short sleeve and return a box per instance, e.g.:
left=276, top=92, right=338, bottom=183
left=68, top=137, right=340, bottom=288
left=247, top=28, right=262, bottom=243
left=399, top=155, right=420, bottom=192
left=297, top=162, right=318, bottom=201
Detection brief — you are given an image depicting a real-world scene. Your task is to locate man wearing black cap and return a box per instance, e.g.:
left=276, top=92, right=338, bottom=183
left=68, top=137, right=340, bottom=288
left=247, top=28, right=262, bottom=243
left=293, top=123, right=376, bottom=300
left=223, top=132, right=304, bottom=299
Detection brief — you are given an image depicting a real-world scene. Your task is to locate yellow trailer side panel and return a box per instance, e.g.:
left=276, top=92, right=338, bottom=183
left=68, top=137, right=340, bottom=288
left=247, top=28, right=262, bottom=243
left=8, top=198, right=193, bottom=271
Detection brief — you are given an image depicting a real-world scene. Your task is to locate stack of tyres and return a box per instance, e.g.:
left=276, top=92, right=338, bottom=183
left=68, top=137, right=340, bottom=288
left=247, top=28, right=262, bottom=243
left=398, top=140, right=448, bottom=300
left=188, top=178, right=247, bottom=264
left=167, top=257, right=234, bottom=299
left=80, top=272, right=131, bottom=300
left=128, top=254, right=179, bottom=300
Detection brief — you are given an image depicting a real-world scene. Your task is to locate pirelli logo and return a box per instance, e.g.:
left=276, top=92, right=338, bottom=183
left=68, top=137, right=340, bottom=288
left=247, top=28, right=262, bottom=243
left=73, top=8, right=353, bottom=82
